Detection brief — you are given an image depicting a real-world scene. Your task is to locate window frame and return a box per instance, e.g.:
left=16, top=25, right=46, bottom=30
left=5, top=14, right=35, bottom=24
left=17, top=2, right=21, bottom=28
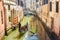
left=56, top=1, right=59, bottom=13
left=0, top=11, right=3, bottom=24
left=50, top=2, right=52, bottom=11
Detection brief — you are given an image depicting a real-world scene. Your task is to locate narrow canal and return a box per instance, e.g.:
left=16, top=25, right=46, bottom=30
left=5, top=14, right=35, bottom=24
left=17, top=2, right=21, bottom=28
left=4, top=11, right=51, bottom=40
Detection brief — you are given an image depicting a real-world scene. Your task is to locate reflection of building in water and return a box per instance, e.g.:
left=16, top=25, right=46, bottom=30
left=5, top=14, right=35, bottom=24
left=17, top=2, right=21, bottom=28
left=28, top=16, right=37, bottom=33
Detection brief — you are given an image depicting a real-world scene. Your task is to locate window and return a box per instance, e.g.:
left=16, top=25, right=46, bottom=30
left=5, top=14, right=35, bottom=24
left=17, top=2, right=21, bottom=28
left=42, top=0, right=48, bottom=5
left=45, top=0, right=48, bottom=4
left=21, top=1, right=23, bottom=7
left=8, top=5, right=10, bottom=10
left=50, top=2, right=52, bottom=11
left=9, top=16, right=11, bottom=22
left=13, top=9, right=14, bottom=14
left=56, top=2, right=59, bottom=13
left=1, top=11, right=3, bottom=24
left=36, top=0, right=38, bottom=2
left=42, top=0, right=45, bottom=5
left=18, top=0, right=19, bottom=5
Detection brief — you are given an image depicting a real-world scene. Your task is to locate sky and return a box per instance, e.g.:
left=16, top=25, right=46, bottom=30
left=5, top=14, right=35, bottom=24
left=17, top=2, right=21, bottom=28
left=26, top=0, right=30, bottom=8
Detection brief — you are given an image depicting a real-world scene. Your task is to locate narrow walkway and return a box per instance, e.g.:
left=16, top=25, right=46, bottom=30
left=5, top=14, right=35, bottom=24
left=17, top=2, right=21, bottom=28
left=4, top=28, right=25, bottom=40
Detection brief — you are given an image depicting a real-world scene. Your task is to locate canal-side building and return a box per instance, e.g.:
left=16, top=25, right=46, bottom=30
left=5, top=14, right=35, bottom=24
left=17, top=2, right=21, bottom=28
left=15, top=0, right=24, bottom=22
left=0, top=0, right=5, bottom=40
left=4, top=0, right=16, bottom=31
left=49, top=0, right=59, bottom=36
left=37, top=0, right=49, bottom=27
left=37, top=0, right=59, bottom=37
left=3, top=0, right=24, bottom=35
left=30, top=0, right=37, bottom=10
left=16, top=0, right=26, bottom=8
left=15, top=6, right=24, bottom=23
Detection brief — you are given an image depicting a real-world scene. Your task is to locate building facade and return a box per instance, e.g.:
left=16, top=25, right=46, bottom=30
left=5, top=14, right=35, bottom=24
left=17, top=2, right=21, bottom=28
left=49, top=0, right=59, bottom=36
left=4, top=0, right=16, bottom=31
left=16, top=0, right=26, bottom=8
left=37, top=0, right=59, bottom=39
left=4, top=0, right=24, bottom=36
left=0, top=0, right=5, bottom=40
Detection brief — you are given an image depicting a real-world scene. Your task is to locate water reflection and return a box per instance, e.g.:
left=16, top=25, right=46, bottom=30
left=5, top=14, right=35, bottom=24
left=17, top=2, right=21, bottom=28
left=23, top=31, right=39, bottom=40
